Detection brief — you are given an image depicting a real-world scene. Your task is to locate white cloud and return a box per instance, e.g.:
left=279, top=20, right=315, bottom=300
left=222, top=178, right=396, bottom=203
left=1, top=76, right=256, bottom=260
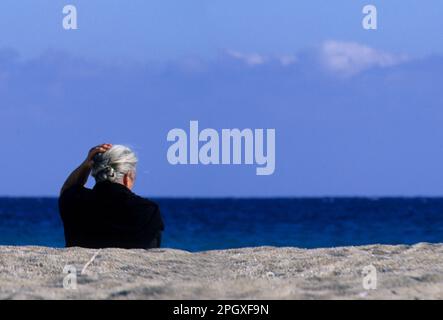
left=278, top=54, right=298, bottom=66
left=223, top=42, right=407, bottom=74
left=320, top=40, right=409, bottom=76
left=224, top=50, right=297, bottom=67
left=225, top=50, right=268, bottom=66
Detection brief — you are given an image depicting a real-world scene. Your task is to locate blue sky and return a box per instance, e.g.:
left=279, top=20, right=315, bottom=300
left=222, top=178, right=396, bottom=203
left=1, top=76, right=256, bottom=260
left=1, top=1, right=443, bottom=196
left=0, top=0, right=442, bottom=60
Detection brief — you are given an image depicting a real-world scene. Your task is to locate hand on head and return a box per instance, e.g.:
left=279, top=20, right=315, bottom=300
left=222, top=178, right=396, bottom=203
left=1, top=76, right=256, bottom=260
left=84, top=143, right=112, bottom=168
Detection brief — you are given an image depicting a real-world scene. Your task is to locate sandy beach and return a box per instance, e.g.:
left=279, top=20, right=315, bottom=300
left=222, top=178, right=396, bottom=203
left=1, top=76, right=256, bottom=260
left=0, top=243, right=442, bottom=299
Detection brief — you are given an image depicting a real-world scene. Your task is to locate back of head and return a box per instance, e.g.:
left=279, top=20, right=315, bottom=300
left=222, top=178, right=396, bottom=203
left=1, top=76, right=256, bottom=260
left=91, top=145, right=138, bottom=184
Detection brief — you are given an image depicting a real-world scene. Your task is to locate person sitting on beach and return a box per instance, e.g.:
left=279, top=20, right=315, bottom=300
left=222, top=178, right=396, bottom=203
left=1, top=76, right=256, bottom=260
left=59, top=144, right=164, bottom=249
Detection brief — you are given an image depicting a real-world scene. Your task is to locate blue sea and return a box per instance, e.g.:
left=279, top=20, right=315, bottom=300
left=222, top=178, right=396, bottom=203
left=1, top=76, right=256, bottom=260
left=0, top=198, right=442, bottom=252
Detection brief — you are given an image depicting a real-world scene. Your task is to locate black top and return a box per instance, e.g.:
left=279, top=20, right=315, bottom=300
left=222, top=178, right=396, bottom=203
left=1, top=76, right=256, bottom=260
left=58, top=181, right=164, bottom=249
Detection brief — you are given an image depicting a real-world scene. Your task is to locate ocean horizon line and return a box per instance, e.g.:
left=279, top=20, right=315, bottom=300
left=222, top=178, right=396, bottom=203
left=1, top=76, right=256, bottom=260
left=2, top=195, right=443, bottom=200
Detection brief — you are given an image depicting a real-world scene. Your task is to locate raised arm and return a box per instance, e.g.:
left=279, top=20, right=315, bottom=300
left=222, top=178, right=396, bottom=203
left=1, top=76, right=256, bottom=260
left=60, top=144, right=112, bottom=195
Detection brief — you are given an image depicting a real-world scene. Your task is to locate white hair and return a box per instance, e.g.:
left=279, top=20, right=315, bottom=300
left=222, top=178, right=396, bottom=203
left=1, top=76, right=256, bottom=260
left=91, top=145, right=138, bottom=183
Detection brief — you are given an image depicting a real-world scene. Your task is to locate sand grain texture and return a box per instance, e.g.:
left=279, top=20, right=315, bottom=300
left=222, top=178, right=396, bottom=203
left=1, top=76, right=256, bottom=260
left=0, top=243, right=442, bottom=299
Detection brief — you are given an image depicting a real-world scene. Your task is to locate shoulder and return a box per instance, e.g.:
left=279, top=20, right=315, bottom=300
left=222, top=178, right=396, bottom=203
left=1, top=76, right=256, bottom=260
left=131, top=194, right=160, bottom=213
left=59, top=185, right=92, bottom=206
left=129, top=194, right=163, bottom=226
